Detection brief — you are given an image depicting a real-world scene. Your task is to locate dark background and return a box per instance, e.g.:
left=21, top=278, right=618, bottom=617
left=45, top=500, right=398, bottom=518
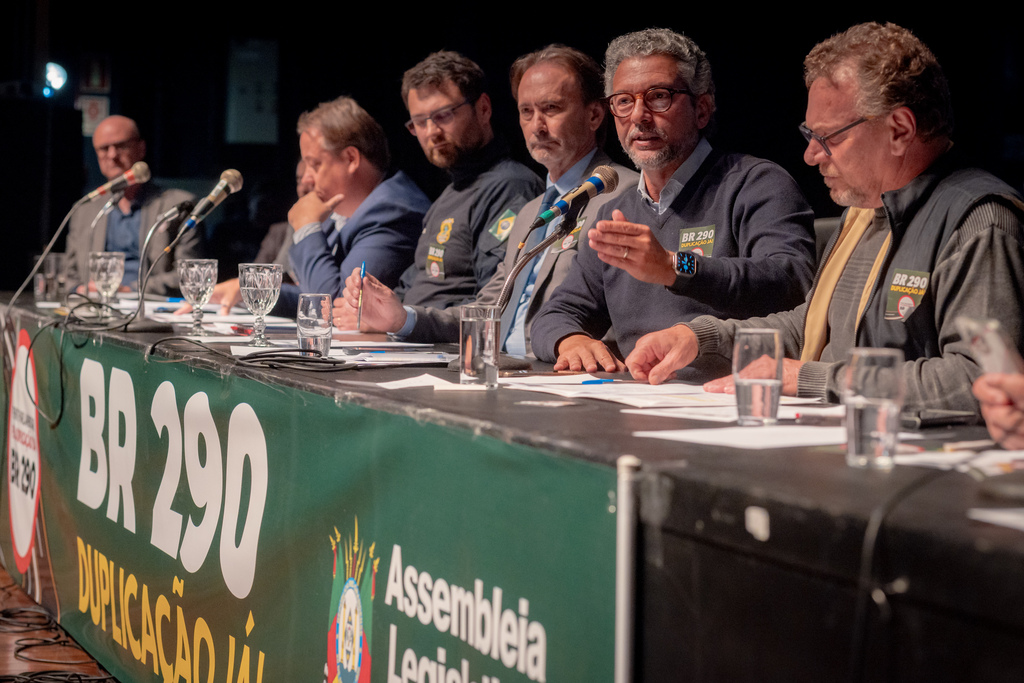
left=2, top=1, right=1022, bottom=288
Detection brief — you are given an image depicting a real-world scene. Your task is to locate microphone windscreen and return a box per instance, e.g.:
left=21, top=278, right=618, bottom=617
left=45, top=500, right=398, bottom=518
left=131, top=161, right=151, bottom=184
left=221, top=169, right=243, bottom=193
left=592, top=165, right=618, bottom=193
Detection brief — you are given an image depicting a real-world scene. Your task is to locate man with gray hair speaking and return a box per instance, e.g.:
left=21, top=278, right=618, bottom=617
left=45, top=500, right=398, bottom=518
left=530, top=28, right=817, bottom=380
left=627, top=22, right=1024, bottom=413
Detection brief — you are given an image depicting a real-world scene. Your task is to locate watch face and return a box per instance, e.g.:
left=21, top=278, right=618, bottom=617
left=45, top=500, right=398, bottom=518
left=676, top=251, right=696, bottom=276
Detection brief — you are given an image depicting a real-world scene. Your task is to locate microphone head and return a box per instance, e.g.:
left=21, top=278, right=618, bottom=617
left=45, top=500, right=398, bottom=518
left=592, top=165, right=618, bottom=193
left=220, top=169, right=243, bottom=194
left=131, top=161, right=151, bottom=184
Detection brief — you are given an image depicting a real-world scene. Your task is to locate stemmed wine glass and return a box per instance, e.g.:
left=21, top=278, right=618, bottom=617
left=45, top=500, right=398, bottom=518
left=238, top=263, right=282, bottom=347
left=177, top=259, right=218, bottom=336
left=88, top=251, right=125, bottom=319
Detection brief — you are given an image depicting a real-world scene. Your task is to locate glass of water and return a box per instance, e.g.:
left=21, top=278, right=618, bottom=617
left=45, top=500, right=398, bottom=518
left=177, top=259, right=218, bottom=336
left=88, top=251, right=125, bottom=315
left=238, top=263, right=282, bottom=347
left=296, top=293, right=333, bottom=357
left=843, top=348, right=905, bottom=469
left=732, top=328, right=783, bottom=425
left=33, top=252, right=66, bottom=303
left=460, top=304, right=500, bottom=388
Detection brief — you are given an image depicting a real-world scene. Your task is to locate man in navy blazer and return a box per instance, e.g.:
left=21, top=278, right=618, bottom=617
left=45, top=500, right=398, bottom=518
left=204, top=97, right=429, bottom=315
left=286, top=97, right=430, bottom=296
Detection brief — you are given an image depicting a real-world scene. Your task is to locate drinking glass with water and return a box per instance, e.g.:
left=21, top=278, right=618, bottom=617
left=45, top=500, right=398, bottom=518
left=460, top=305, right=499, bottom=388
left=843, top=348, right=905, bottom=469
left=732, top=329, right=783, bottom=425
left=296, top=293, right=333, bottom=357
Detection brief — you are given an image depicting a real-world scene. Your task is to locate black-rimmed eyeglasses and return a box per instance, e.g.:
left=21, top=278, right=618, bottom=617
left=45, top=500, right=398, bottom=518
left=606, top=87, right=691, bottom=118
left=799, top=117, right=869, bottom=156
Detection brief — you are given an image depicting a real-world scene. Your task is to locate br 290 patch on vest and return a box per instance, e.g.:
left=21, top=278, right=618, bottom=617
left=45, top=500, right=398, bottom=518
left=678, top=225, right=716, bottom=257
left=884, top=268, right=930, bottom=320
left=488, top=209, right=517, bottom=242
left=426, top=245, right=445, bottom=279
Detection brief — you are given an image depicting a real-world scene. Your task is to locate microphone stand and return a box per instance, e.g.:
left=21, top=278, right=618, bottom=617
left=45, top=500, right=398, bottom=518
left=89, top=193, right=122, bottom=233
left=496, top=200, right=586, bottom=313
left=471, top=201, right=587, bottom=372
left=121, top=211, right=183, bottom=333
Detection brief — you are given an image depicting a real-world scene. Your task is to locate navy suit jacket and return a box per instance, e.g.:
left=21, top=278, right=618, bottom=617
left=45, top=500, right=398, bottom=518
left=289, top=171, right=430, bottom=298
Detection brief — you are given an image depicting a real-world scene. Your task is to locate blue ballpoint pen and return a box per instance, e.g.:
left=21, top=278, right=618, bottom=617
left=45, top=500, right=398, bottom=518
left=356, top=261, right=366, bottom=330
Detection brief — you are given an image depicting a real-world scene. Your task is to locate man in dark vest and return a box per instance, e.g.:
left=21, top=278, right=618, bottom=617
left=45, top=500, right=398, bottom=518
left=627, top=22, right=1024, bottom=413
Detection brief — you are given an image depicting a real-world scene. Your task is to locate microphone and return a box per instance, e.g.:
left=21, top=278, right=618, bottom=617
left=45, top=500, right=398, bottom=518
left=85, top=162, right=151, bottom=201
left=179, top=169, right=243, bottom=232
left=528, top=166, right=619, bottom=231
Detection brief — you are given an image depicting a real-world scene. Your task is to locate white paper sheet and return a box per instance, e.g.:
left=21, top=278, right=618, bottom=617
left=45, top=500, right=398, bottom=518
left=895, top=450, right=1024, bottom=476
left=967, top=507, right=1024, bottom=532
left=376, top=374, right=456, bottom=389
left=621, top=403, right=847, bottom=424
left=633, top=425, right=849, bottom=449
left=503, top=380, right=820, bottom=409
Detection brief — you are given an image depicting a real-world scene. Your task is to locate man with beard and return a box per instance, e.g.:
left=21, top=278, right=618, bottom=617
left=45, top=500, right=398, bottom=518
left=530, top=29, right=816, bottom=378
left=627, top=23, right=1024, bottom=413
left=334, top=51, right=543, bottom=326
left=337, top=45, right=637, bottom=356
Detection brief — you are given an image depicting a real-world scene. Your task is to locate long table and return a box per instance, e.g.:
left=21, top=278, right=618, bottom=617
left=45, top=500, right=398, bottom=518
left=2, top=304, right=1023, bottom=682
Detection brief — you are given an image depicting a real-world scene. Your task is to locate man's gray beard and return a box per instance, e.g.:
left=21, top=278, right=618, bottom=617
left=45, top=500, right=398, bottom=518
left=625, top=143, right=679, bottom=172
left=624, top=124, right=684, bottom=171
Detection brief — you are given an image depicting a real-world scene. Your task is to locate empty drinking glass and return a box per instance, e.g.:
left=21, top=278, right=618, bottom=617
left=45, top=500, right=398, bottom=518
left=89, top=251, right=125, bottom=316
left=238, top=263, right=282, bottom=347
left=178, top=259, right=218, bottom=336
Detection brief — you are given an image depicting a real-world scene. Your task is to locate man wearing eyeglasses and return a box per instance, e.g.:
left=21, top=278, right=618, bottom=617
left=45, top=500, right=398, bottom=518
left=626, top=23, right=1024, bottom=413
left=333, top=51, right=542, bottom=326
left=65, top=115, right=200, bottom=295
left=530, top=29, right=816, bottom=379
left=335, top=45, right=637, bottom=356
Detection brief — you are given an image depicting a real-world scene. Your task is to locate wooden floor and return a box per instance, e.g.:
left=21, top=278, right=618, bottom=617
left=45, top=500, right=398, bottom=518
left=0, top=565, right=115, bottom=680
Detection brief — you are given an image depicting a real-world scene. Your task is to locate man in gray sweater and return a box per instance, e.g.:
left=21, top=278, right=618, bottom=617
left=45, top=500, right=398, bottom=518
left=627, top=22, right=1024, bottom=413
left=529, top=29, right=817, bottom=379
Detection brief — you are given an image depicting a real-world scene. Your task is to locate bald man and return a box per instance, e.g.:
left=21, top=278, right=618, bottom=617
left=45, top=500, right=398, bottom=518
left=65, top=115, right=200, bottom=296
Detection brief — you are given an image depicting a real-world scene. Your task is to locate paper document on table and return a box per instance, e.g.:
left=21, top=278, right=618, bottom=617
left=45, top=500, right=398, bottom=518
left=344, top=351, right=456, bottom=366
left=634, top=425, right=848, bottom=449
left=622, top=404, right=844, bottom=423
left=622, top=406, right=739, bottom=422
left=497, top=373, right=604, bottom=385
left=149, top=311, right=293, bottom=326
left=228, top=346, right=455, bottom=365
left=377, top=374, right=456, bottom=389
left=895, top=450, right=1024, bottom=476
left=503, top=379, right=820, bottom=409
left=333, top=341, right=434, bottom=348
left=967, top=508, right=1024, bottom=533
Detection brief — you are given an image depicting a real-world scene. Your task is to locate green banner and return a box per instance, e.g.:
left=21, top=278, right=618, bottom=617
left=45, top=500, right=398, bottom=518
left=1, top=318, right=616, bottom=683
